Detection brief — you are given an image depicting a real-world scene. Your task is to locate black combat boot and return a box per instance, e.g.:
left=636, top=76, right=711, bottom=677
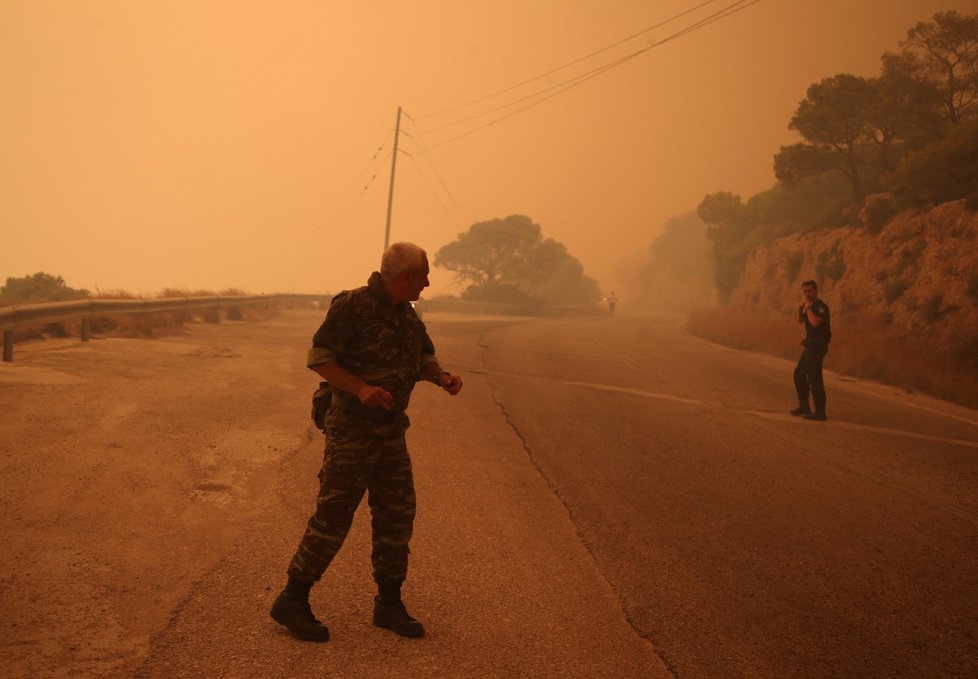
left=373, top=577, right=425, bottom=638
left=270, top=577, right=330, bottom=642
left=804, top=410, right=827, bottom=421
left=790, top=404, right=812, bottom=416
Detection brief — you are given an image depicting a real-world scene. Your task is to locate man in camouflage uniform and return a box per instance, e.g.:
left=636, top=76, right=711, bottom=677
left=271, top=242, right=463, bottom=642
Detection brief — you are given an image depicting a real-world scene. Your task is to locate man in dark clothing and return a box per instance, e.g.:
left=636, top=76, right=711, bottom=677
left=791, top=279, right=831, bottom=421
left=270, top=242, right=463, bottom=642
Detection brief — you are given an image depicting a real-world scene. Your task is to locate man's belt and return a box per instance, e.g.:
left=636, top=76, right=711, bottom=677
left=333, top=394, right=401, bottom=424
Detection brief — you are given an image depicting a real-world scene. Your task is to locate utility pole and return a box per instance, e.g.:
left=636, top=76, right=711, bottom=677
left=383, top=106, right=402, bottom=251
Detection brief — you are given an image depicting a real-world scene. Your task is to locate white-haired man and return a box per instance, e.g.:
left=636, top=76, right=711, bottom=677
left=271, top=242, right=463, bottom=642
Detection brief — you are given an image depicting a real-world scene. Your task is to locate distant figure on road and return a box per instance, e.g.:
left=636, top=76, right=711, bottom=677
left=271, top=242, right=463, bottom=642
left=791, top=279, right=831, bottom=421
left=606, top=291, right=618, bottom=316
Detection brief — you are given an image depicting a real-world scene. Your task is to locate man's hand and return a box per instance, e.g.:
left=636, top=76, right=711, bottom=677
left=356, top=384, right=394, bottom=410
left=436, top=372, right=463, bottom=396
left=310, top=361, right=394, bottom=410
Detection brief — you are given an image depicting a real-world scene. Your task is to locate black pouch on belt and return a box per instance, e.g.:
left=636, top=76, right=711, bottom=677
left=311, top=381, right=332, bottom=431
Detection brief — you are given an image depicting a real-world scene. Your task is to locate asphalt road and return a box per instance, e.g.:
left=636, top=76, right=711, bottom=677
left=1, top=307, right=976, bottom=678
left=478, top=313, right=978, bottom=678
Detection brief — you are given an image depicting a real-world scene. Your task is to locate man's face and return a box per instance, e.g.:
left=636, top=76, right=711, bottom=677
left=403, top=257, right=430, bottom=302
left=802, top=284, right=817, bottom=303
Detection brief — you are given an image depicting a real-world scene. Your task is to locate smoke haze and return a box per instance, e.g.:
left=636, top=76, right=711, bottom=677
left=2, top=0, right=971, bottom=297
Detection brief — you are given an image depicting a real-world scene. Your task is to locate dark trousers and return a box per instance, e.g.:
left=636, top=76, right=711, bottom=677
left=287, top=428, right=416, bottom=585
left=794, top=342, right=827, bottom=413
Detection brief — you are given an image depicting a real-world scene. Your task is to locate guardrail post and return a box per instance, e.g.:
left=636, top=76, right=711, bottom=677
left=3, top=331, right=12, bottom=362
left=81, top=318, right=91, bottom=342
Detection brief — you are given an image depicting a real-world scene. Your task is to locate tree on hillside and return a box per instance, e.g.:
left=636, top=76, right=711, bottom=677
left=749, top=173, right=852, bottom=235
left=865, top=69, right=946, bottom=170
left=697, top=192, right=760, bottom=299
left=773, top=70, right=941, bottom=203
left=775, top=74, right=877, bottom=202
left=883, top=10, right=978, bottom=124
left=695, top=12, right=977, bottom=303
left=0, top=272, right=89, bottom=305
left=434, top=215, right=600, bottom=305
left=885, top=118, right=978, bottom=208
left=698, top=175, right=853, bottom=300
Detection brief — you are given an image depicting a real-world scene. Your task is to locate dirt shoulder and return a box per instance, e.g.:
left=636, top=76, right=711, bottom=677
left=1, top=309, right=669, bottom=678
left=0, top=309, right=317, bottom=677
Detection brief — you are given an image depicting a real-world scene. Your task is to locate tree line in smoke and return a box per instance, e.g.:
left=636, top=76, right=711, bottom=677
left=698, top=9, right=978, bottom=299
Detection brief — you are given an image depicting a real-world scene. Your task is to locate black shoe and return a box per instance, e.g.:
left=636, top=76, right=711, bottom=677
left=803, top=411, right=827, bottom=421
left=790, top=406, right=812, bottom=416
left=270, top=592, right=330, bottom=642
left=373, top=596, right=425, bottom=638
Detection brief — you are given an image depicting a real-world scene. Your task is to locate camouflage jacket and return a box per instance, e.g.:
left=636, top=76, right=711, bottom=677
left=307, top=272, right=437, bottom=433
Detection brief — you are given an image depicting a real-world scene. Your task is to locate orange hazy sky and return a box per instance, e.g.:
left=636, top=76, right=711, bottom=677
left=2, top=1, right=974, bottom=298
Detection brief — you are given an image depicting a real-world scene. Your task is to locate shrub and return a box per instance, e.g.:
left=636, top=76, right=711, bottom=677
left=967, top=273, right=978, bottom=304
left=461, top=282, right=539, bottom=306
left=921, top=293, right=945, bottom=323
left=884, top=278, right=911, bottom=302
left=0, top=272, right=89, bottom=305
left=896, top=238, right=927, bottom=273
left=815, top=240, right=846, bottom=282
left=785, top=252, right=805, bottom=283
left=885, top=118, right=978, bottom=209
left=861, top=194, right=899, bottom=234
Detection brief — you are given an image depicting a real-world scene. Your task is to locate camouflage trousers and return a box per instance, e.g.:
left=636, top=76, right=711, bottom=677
left=287, top=427, right=416, bottom=584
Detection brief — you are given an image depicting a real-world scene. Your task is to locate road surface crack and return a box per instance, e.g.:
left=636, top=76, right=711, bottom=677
left=478, top=336, right=681, bottom=678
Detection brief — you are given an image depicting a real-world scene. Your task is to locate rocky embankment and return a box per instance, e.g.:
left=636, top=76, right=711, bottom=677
left=728, top=198, right=978, bottom=369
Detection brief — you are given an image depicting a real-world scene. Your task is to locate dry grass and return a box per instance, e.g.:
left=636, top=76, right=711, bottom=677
left=87, top=288, right=190, bottom=337
left=7, top=288, right=277, bottom=344
left=158, top=287, right=249, bottom=298
left=688, top=307, right=978, bottom=409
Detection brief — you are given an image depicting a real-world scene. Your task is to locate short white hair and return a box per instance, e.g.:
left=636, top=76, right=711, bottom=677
left=380, top=242, right=427, bottom=279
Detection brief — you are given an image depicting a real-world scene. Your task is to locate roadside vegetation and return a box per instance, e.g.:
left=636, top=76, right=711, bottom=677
left=688, top=307, right=978, bottom=408
left=434, top=214, right=601, bottom=308
left=1, top=273, right=275, bottom=344
left=649, top=10, right=978, bottom=408
left=0, top=272, right=90, bottom=305
left=699, top=10, right=978, bottom=300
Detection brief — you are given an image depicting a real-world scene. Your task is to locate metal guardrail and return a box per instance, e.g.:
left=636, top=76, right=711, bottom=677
left=421, top=298, right=605, bottom=317
left=0, top=294, right=329, bottom=362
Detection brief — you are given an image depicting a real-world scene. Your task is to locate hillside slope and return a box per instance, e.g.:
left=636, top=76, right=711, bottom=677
left=728, top=199, right=978, bottom=370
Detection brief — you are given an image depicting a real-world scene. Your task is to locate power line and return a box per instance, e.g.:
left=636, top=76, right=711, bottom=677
left=660, top=0, right=763, bottom=47
left=404, top=115, right=471, bottom=224
left=283, top=127, right=395, bottom=291
left=420, top=0, right=760, bottom=146
left=420, top=58, right=628, bottom=151
left=418, top=0, right=726, bottom=120
left=415, top=0, right=763, bottom=152
left=284, top=0, right=764, bottom=290
left=420, top=47, right=637, bottom=137
left=407, top=154, right=467, bottom=229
